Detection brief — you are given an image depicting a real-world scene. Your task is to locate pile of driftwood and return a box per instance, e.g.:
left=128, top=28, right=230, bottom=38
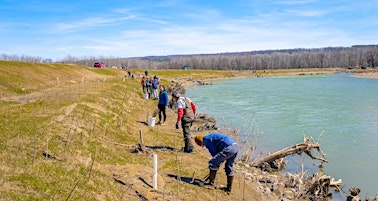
left=238, top=135, right=377, bottom=200
left=243, top=136, right=344, bottom=200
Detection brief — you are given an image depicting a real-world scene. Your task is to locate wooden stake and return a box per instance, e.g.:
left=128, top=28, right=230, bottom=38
left=139, top=130, right=143, bottom=145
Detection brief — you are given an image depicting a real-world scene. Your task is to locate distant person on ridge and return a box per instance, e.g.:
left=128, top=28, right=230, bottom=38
left=146, top=77, right=152, bottom=99
left=141, top=75, right=146, bottom=94
left=194, top=132, right=238, bottom=194
left=172, top=91, right=196, bottom=153
left=151, top=76, right=159, bottom=100
left=157, top=85, right=169, bottom=125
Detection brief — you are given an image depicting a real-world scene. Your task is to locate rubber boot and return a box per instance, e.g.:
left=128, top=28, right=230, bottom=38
left=183, top=139, right=194, bottom=153
left=186, top=145, right=194, bottom=153
left=226, top=175, right=234, bottom=193
left=204, top=169, right=217, bottom=189
left=221, top=175, right=234, bottom=194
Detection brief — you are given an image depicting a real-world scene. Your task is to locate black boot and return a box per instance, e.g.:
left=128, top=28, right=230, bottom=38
left=182, top=139, right=194, bottom=153
left=186, top=145, right=194, bottom=153
left=204, top=169, right=217, bottom=189
left=221, top=175, right=234, bottom=194
left=180, top=146, right=194, bottom=153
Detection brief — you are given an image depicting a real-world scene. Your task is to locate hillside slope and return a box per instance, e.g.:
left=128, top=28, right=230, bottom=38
left=4, top=62, right=373, bottom=200
left=0, top=61, right=267, bottom=200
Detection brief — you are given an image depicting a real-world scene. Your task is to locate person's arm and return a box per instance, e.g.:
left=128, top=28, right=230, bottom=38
left=164, top=92, right=169, bottom=106
left=177, top=108, right=184, bottom=121
left=191, top=102, right=196, bottom=114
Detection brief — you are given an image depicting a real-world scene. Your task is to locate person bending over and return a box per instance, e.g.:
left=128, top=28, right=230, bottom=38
left=195, top=132, right=238, bottom=193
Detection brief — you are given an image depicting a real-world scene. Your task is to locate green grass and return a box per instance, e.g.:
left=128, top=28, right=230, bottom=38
left=1, top=62, right=254, bottom=200
left=0, top=62, right=141, bottom=199
left=2, top=61, right=349, bottom=200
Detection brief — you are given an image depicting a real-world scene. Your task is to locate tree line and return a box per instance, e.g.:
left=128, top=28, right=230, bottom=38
left=2, top=45, right=378, bottom=70
left=0, top=54, right=53, bottom=63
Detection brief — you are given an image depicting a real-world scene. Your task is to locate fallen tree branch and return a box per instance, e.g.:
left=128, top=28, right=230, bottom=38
left=251, top=136, right=328, bottom=169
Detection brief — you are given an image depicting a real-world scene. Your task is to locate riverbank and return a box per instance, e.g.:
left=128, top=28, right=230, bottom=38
left=177, top=67, right=378, bottom=88
left=0, top=63, right=270, bottom=200
left=168, top=68, right=342, bottom=200
left=176, top=67, right=378, bottom=201
left=352, top=69, right=378, bottom=79
left=1, top=62, right=376, bottom=200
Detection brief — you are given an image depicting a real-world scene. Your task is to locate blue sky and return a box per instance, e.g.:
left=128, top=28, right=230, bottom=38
left=1, top=0, right=377, bottom=61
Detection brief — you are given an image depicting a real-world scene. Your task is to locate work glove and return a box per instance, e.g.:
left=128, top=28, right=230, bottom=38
left=175, top=122, right=179, bottom=129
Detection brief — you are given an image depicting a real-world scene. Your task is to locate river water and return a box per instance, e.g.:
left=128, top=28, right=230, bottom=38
left=186, top=73, right=378, bottom=198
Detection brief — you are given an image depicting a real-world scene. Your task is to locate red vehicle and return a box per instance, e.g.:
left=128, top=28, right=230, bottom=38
left=93, top=62, right=105, bottom=68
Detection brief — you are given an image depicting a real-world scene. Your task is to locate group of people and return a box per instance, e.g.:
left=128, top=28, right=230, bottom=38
left=140, top=72, right=238, bottom=194
left=140, top=73, right=169, bottom=125
left=141, top=75, right=160, bottom=100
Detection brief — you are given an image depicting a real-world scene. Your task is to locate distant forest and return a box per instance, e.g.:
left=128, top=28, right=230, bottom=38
left=2, top=45, right=378, bottom=70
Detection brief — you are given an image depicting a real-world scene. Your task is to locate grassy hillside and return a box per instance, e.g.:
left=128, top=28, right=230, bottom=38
left=3, top=61, right=365, bottom=200
left=1, top=61, right=267, bottom=200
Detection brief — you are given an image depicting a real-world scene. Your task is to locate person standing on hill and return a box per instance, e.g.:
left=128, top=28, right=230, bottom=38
left=147, top=78, right=153, bottom=99
left=141, top=75, right=146, bottom=94
left=157, top=85, right=169, bottom=125
left=172, top=91, right=196, bottom=153
left=194, top=132, right=238, bottom=194
left=151, top=76, right=159, bottom=100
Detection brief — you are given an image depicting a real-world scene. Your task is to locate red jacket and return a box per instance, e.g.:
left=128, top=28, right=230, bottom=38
left=141, top=76, right=146, bottom=85
left=176, top=97, right=196, bottom=121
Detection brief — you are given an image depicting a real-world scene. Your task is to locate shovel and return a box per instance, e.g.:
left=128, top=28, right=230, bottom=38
left=190, top=171, right=209, bottom=187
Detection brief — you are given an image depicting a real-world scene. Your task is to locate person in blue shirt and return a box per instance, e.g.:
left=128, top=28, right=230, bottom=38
left=194, top=132, right=238, bottom=193
left=157, top=85, right=169, bottom=125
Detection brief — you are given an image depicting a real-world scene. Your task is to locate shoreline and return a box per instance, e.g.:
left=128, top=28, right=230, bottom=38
left=179, top=68, right=378, bottom=87
left=352, top=69, right=378, bottom=79
left=180, top=68, right=378, bottom=200
left=2, top=63, right=376, bottom=200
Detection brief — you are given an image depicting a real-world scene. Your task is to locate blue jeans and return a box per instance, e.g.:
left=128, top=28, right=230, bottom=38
left=208, top=143, right=238, bottom=175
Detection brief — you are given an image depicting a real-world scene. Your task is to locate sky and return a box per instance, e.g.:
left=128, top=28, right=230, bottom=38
left=1, top=0, right=377, bottom=61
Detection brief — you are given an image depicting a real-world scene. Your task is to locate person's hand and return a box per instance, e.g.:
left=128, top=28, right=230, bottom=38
left=175, top=122, right=179, bottom=129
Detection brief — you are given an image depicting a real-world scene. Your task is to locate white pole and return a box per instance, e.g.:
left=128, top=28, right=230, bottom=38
left=153, top=154, right=158, bottom=189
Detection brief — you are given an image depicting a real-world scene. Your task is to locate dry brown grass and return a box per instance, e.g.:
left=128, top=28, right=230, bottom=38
left=0, top=61, right=265, bottom=200
left=2, top=61, right=375, bottom=200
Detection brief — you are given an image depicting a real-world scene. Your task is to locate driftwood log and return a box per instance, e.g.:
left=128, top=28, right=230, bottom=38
left=248, top=136, right=338, bottom=200
left=307, top=173, right=332, bottom=198
left=251, top=136, right=328, bottom=170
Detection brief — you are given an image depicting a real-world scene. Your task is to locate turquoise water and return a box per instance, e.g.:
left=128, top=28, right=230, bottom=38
left=186, top=73, right=378, bottom=198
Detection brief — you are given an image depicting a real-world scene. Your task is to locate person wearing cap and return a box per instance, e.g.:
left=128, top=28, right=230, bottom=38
left=172, top=91, right=196, bottom=153
left=194, top=132, right=238, bottom=194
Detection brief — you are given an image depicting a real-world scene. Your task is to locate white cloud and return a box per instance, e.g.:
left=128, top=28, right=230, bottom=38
left=285, top=9, right=327, bottom=17
left=55, top=15, right=137, bottom=33
left=275, top=0, right=317, bottom=5
left=2, top=0, right=377, bottom=60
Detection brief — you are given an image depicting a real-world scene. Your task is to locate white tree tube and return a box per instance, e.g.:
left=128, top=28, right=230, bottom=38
left=153, top=154, right=158, bottom=189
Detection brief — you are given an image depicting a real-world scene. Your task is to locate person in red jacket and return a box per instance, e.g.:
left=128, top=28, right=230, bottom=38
left=172, top=91, right=196, bottom=153
left=141, top=75, right=146, bottom=94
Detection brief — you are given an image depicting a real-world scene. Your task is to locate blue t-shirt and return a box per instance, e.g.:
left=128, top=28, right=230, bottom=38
left=152, top=79, right=159, bottom=89
left=203, top=132, right=236, bottom=156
